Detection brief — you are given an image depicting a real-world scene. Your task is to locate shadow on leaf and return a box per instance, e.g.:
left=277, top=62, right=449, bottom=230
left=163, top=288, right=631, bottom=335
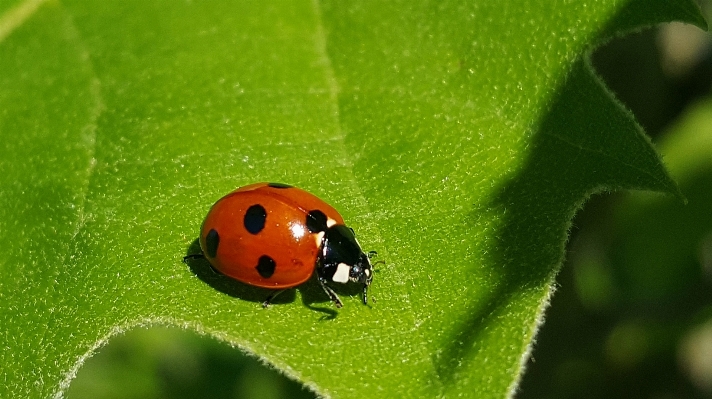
left=434, top=51, right=678, bottom=385
left=184, top=238, right=361, bottom=319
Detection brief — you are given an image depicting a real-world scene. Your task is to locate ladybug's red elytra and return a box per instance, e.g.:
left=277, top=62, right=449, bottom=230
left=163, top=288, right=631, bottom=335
left=185, top=182, right=376, bottom=308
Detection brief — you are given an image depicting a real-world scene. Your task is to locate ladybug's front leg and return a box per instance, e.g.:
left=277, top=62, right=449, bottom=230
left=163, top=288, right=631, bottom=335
left=317, top=276, right=343, bottom=308
left=362, top=284, right=369, bottom=305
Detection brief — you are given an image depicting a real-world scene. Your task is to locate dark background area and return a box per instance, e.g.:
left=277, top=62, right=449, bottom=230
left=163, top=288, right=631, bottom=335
left=68, top=5, right=712, bottom=399
left=519, top=7, right=712, bottom=399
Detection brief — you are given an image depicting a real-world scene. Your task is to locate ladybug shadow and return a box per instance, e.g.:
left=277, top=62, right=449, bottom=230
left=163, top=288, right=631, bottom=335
left=185, top=239, right=360, bottom=320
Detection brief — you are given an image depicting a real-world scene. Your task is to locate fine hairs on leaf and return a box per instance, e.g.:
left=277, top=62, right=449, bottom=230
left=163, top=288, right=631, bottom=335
left=0, top=0, right=705, bottom=398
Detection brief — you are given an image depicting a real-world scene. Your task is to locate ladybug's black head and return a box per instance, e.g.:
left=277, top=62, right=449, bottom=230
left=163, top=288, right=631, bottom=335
left=319, top=225, right=375, bottom=305
left=349, top=253, right=373, bottom=285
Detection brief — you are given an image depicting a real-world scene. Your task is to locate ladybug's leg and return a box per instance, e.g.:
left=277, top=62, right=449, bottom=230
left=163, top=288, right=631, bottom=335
left=183, top=253, right=223, bottom=276
left=362, top=284, right=369, bottom=305
left=182, top=253, right=205, bottom=262
left=367, top=251, right=378, bottom=259
left=262, top=289, right=287, bottom=308
left=318, top=276, right=343, bottom=308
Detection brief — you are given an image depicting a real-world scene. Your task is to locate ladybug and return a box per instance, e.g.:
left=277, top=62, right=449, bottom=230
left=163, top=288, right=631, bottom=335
left=185, top=182, right=376, bottom=308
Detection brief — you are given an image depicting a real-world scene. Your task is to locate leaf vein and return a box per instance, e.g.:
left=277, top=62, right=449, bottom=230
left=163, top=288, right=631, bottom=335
left=0, top=0, right=48, bottom=43
left=542, top=129, right=667, bottom=187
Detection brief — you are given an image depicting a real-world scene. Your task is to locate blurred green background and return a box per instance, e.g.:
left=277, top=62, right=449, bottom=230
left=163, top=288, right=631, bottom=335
left=67, top=5, right=712, bottom=399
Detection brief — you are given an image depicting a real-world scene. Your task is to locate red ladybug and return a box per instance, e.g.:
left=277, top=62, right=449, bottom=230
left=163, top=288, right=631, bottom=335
left=185, top=182, right=375, bottom=308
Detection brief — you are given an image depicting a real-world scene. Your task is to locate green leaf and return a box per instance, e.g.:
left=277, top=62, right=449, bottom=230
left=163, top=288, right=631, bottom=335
left=0, top=0, right=704, bottom=398
left=611, top=97, right=712, bottom=303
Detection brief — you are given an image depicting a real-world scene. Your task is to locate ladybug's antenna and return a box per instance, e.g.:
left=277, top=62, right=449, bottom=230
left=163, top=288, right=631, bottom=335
left=372, top=260, right=385, bottom=271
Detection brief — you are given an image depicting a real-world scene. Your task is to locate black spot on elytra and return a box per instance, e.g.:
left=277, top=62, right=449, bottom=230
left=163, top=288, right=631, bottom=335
left=244, top=204, right=267, bottom=234
left=205, top=229, right=220, bottom=258
left=306, top=210, right=328, bottom=233
left=267, top=182, right=292, bottom=189
left=255, top=255, right=276, bottom=278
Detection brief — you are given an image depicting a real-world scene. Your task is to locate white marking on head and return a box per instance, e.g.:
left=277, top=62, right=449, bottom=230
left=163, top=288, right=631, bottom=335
left=332, top=263, right=351, bottom=283
left=326, top=218, right=338, bottom=227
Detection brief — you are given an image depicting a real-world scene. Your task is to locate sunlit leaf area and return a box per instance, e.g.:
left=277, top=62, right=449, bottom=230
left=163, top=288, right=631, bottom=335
left=1, top=0, right=710, bottom=398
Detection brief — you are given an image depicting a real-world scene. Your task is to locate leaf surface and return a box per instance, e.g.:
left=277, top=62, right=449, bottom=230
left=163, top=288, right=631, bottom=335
left=0, top=0, right=705, bottom=397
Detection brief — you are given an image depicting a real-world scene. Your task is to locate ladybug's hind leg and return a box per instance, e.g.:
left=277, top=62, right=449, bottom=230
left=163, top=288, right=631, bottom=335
left=262, top=289, right=288, bottom=308
left=183, top=253, right=223, bottom=276
left=183, top=253, right=205, bottom=262
left=318, top=277, right=343, bottom=308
